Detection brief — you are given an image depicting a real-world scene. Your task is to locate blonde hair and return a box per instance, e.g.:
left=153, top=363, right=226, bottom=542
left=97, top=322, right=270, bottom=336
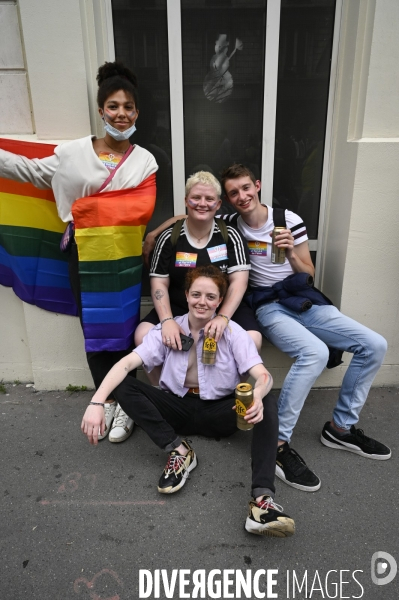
left=185, top=171, right=221, bottom=198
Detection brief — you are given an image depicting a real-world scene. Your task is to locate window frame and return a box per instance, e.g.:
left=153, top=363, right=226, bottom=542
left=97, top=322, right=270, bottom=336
left=104, top=0, right=342, bottom=286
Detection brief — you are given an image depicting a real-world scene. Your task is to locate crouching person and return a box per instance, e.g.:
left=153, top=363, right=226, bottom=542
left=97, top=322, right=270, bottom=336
left=81, top=265, right=295, bottom=538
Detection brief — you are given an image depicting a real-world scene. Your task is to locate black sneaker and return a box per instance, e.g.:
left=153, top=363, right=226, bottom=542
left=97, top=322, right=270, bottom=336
left=158, top=440, right=198, bottom=494
left=276, top=442, right=321, bottom=492
left=320, top=422, right=391, bottom=460
left=245, top=496, right=295, bottom=537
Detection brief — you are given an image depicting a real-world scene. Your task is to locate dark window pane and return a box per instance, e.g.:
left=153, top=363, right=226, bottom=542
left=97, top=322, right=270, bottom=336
left=273, top=0, right=336, bottom=238
left=112, top=0, right=174, bottom=293
left=112, top=0, right=173, bottom=231
left=181, top=0, right=267, bottom=212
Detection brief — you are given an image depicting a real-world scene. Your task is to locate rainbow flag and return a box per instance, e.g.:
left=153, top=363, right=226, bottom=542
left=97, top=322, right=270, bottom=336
left=0, top=138, right=77, bottom=315
left=73, top=173, right=156, bottom=352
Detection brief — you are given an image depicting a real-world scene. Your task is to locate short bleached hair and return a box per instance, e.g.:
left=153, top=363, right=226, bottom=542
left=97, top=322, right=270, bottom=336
left=185, top=171, right=221, bottom=198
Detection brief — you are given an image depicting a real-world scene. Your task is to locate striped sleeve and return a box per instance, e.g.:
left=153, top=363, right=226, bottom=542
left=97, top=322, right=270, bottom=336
left=222, top=224, right=251, bottom=274
left=216, top=212, right=239, bottom=228
left=149, top=227, right=173, bottom=276
left=285, top=210, right=308, bottom=245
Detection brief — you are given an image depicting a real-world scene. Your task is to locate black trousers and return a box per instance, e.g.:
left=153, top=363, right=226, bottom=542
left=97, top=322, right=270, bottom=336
left=114, top=377, right=278, bottom=498
left=68, top=241, right=135, bottom=390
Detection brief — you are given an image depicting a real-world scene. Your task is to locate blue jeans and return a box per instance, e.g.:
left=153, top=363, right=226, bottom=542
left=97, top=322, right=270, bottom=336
left=255, top=303, right=387, bottom=443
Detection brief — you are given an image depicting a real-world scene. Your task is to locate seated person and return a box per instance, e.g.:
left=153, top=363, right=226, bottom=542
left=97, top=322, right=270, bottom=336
left=220, top=164, right=391, bottom=493
left=81, top=265, right=295, bottom=538
left=135, top=171, right=262, bottom=384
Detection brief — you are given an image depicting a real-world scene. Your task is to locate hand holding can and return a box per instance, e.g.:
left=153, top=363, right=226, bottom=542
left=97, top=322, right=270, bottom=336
left=202, top=336, right=217, bottom=364
left=235, top=383, right=254, bottom=430
left=271, top=227, right=286, bottom=264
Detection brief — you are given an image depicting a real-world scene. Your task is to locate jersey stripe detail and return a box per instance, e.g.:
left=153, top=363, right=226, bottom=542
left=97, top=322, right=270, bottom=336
left=214, top=222, right=246, bottom=266
left=290, top=221, right=307, bottom=244
left=150, top=227, right=173, bottom=273
left=291, top=222, right=306, bottom=233
left=218, top=212, right=239, bottom=227
left=226, top=225, right=247, bottom=265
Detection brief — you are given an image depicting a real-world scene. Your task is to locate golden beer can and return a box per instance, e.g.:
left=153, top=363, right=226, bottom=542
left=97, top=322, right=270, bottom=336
left=235, top=383, right=254, bottom=431
left=202, top=336, right=217, bottom=364
left=271, top=226, right=286, bottom=264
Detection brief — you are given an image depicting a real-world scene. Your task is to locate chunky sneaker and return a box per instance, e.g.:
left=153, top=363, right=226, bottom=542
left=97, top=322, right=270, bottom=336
left=276, top=442, right=321, bottom=492
left=98, top=401, right=117, bottom=440
left=245, top=496, right=295, bottom=537
left=158, top=440, right=197, bottom=494
left=108, top=404, right=134, bottom=443
left=320, top=422, right=391, bottom=460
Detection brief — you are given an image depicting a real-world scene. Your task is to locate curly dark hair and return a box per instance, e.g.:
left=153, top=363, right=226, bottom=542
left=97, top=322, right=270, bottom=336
left=96, top=61, right=139, bottom=108
left=184, top=265, right=228, bottom=298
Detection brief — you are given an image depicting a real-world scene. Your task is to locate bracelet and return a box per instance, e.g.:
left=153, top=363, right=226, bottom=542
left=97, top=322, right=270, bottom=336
left=160, top=317, right=174, bottom=325
left=89, top=402, right=105, bottom=407
left=218, top=314, right=230, bottom=324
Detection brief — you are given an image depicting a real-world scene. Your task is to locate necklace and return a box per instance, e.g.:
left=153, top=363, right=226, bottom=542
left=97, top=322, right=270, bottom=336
left=186, top=221, right=212, bottom=243
left=103, top=139, right=130, bottom=155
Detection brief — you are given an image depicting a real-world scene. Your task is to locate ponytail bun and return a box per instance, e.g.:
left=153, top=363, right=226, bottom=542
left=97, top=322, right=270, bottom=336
left=96, top=61, right=138, bottom=88
left=96, top=61, right=139, bottom=108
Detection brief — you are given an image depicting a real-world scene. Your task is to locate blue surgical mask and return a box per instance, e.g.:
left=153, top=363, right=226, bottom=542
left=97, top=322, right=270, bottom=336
left=103, top=118, right=137, bottom=141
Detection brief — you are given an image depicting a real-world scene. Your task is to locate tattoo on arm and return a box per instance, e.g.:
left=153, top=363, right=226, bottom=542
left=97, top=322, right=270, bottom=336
left=154, top=289, right=165, bottom=301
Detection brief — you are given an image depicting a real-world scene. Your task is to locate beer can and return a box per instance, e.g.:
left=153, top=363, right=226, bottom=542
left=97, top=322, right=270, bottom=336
left=271, top=226, right=286, bottom=264
left=235, top=383, right=254, bottom=431
left=202, top=336, right=217, bottom=364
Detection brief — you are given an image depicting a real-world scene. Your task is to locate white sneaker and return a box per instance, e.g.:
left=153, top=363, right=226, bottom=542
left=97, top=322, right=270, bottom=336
left=98, top=401, right=117, bottom=440
left=108, top=404, right=134, bottom=443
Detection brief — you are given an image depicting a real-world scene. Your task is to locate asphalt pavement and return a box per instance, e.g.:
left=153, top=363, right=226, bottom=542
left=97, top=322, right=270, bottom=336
left=1, top=383, right=398, bottom=600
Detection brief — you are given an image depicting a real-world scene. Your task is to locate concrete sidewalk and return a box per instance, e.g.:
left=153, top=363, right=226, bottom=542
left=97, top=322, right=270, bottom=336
left=1, top=383, right=398, bottom=600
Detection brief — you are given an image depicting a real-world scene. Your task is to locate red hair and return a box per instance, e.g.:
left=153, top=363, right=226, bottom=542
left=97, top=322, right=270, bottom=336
left=184, top=265, right=228, bottom=298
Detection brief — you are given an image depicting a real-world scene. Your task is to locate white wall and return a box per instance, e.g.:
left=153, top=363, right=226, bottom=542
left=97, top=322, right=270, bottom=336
left=0, top=286, right=33, bottom=381
left=0, top=0, right=95, bottom=388
left=0, top=2, right=33, bottom=134
left=362, top=0, right=399, bottom=138
left=17, top=0, right=91, bottom=139
left=322, top=0, right=399, bottom=386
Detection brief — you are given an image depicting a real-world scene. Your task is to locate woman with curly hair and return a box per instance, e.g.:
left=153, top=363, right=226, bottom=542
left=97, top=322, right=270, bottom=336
left=0, top=61, right=158, bottom=443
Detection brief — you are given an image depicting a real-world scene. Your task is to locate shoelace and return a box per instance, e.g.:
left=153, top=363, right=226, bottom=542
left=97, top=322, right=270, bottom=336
left=112, top=406, right=130, bottom=427
left=104, top=402, right=116, bottom=418
left=279, top=446, right=307, bottom=475
left=164, top=453, right=187, bottom=476
left=351, top=427, right=376, bottom=447
left=258, top=496, right=284, bottom=513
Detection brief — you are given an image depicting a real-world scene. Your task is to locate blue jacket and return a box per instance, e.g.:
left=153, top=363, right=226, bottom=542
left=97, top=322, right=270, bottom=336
left=245, top=273, right=343, bottom=369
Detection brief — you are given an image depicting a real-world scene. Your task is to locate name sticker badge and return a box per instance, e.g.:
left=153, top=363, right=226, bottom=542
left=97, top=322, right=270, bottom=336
left=175, top=252, right=198, bottom=268
left=207, top=244, right=228, bottom=263
left=248, top=241, right=267, bottom=256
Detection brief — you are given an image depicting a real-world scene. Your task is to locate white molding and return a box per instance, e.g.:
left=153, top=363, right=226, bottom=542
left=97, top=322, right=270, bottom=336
left=314, top=0, right=343, bottom=287
left=167, top=0, right=186, bottom=215
left=261, top=0, right=281, bottom=202
left=91, top=0, right=115, bottom=65
left=79, top=0, right=101, bottom=136
left=79, top=0, right=116, bottom=137
left=103, top=0, right=115, bottom=62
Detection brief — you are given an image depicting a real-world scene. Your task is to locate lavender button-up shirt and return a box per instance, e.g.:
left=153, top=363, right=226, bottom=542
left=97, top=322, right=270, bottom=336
left=134, top=313, right=263, bottom=400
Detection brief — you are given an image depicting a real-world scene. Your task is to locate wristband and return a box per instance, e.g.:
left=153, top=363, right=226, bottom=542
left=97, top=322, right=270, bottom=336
left=89, top=402, right=105, bottom=407
left=218, top=314, right=230, bottom=324
left=160, top=317, right=174, bottom=325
